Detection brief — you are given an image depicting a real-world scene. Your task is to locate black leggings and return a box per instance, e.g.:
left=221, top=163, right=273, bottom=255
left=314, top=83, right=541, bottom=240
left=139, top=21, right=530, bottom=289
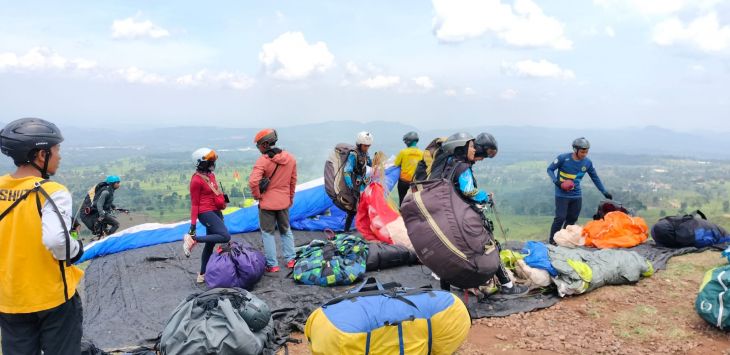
left=196, top=211, right=231, bottom=275
left=397, top=180, right=410, bottom=207
left=344, top=211, right=356, bottom=232
left=97, top=215, right=119, bottom=236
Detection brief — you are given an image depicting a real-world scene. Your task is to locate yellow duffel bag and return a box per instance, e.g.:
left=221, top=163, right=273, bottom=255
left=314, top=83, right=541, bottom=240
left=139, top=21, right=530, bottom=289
left=305, top=277, right=471, bottom=354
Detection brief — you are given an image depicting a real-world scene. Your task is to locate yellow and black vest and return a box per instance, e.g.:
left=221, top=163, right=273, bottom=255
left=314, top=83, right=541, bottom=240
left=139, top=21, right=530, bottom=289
left=0, top=175, right=83, bottom=314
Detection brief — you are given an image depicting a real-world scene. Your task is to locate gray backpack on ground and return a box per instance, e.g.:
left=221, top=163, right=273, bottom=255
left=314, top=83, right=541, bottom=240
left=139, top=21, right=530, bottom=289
left=159, top=288, right=274, bottom=355
left=400, top=165, right=500, bottom=289
left=324, top=143, right=358, bottom=212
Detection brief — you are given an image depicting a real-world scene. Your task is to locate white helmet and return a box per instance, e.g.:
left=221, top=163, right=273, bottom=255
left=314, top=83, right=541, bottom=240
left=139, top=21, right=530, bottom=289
left=192, top=147, right=217, bottom=167
left=356, top=131, right=374, bottom=146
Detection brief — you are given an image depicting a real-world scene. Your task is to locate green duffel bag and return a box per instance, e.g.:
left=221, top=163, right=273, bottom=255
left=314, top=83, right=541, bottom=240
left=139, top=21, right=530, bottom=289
left=696, top=264, right=730, bottom=330
left=159, top=288, right=273, bottom=355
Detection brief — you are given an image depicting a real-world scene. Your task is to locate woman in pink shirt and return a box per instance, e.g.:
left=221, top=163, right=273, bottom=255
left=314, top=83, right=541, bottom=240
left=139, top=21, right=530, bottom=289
left=182, top=148, right=230, bottom=283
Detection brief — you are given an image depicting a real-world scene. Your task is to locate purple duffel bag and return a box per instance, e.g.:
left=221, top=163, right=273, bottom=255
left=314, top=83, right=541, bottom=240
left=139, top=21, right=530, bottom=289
left=206, top=241, right=266, bottom=290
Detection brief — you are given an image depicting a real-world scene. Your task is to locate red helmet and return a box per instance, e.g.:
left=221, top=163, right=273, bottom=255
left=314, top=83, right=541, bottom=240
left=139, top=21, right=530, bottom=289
left=254, top=129, right=277, bottom=146
left=560, top=179, right=575, bottom=191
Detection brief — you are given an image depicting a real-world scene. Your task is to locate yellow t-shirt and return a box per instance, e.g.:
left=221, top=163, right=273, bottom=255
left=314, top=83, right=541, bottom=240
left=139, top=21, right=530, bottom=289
left=0, top=175, right=83, bottom=313
left=394, top=147, right=424, bottom=182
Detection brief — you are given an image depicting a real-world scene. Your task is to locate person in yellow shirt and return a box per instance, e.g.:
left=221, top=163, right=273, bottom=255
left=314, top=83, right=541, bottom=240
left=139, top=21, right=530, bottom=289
left=394, top=131, right=423, bottom=206
left=0, top=118, right=84, bottom=354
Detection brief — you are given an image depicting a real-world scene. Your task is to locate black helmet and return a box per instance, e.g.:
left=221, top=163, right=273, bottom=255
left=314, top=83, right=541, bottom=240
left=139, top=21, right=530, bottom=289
left=441, top=132, right=474, bottom=155
left=402, top=131, right=419, bottom=145
left=474, top=132, right=498, bottom=158
left=1, top=118, right=63, bottom=178
left=572, top=137, right=590, bottom=150
left=239, top=292, right=271, bottom=332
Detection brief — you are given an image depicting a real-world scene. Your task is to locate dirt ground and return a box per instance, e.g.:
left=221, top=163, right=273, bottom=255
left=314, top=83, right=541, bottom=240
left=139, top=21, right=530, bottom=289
left=281, top=250, right=730, bottom=355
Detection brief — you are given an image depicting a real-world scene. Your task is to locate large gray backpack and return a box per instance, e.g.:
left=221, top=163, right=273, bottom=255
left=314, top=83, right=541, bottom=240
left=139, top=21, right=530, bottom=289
left=400, top=164, right=500, bottom=289
left=159, top=288, right=274, bottom=355
left=324, top=143, right=357, bottom=212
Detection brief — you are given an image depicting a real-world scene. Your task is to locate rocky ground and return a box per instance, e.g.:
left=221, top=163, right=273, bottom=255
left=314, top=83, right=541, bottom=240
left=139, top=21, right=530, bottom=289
left=283, top=250, right=730, bottom=355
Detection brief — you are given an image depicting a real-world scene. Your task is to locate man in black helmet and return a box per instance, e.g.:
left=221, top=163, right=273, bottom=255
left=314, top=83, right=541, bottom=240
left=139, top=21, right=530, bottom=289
left=432, top=132, right=528, bottom=297
left=394, top=131, right=423, bottom=206
left=547, top=137, right=612, bottom=244
left=474, top=132, right=499, bottom=160
left=0, top=118, right=84, bottom=354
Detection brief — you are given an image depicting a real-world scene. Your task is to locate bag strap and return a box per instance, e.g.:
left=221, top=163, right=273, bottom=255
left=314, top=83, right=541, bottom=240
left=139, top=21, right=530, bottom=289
left=0, top=179, right=50, bottom=221
left=34, top=182, right=73, bottom=267
left=195, top=172, right=222, bottom=196
left=693, top=210, right=707, bottom=220
left=323, top=286, right=428, bottom=309
left=352, top=277, right=385, bottom=293
left=267, top=163, right=280, bottom=180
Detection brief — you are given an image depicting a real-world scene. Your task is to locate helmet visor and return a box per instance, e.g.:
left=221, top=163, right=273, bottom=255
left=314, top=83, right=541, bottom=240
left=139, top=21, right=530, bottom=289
left=204, top=149, right=218, bottom=162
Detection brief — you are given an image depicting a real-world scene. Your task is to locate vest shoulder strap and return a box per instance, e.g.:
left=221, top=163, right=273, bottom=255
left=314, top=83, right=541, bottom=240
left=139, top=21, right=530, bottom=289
left=0, top=179, right=50, bottom=222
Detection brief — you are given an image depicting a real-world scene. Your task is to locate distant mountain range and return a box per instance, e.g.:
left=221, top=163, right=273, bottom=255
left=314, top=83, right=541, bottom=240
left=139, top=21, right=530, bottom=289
left=0, top=121, right=726, bottom=165
left=53, top=121, right=729, bottom=160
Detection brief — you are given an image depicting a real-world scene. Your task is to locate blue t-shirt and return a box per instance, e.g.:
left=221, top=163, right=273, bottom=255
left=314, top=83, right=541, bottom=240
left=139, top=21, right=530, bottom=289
left=546, top=153, right=606, bottom=198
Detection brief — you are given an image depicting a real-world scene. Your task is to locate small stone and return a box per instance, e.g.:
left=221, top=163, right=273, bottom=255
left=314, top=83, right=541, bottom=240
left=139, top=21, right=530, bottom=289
left=495, top=334, right=508, bottom=341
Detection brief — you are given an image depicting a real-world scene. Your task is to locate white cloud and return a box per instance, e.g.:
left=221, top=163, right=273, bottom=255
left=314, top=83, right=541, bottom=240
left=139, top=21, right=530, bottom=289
left=0, top=47, right=97, bottom=72
left=112, top=16, right=170, bottom=40
left=0, top=47, right=257, bottom=92
left=413, top=76, right=435, bottom=90
left=652, top=12, right=730, bottom=52
left=444, top=89, right=458, bottom=96
left=275, top=11, right=287, bottom=23
left=500, top=88, right=519, bottom=99
left=345, top=61, right=363, bottom=76
left=176, top=70, right=255, bottom=91
left=594, top=0, right=724, bottom=17
left=605, top=26, right=616, bottom=37
left=116, top=67, right=166, bottom=84
left=360, top=75, right=401, bottom=89
left=259, top=32, right=335, bottom=80
left=690, top=64, right=706, bottom=73
left=463, top=87, right=476, bottom=95
left=502, top=59, right=575, bottom=79
left=432, top=0, right=572, bottom=49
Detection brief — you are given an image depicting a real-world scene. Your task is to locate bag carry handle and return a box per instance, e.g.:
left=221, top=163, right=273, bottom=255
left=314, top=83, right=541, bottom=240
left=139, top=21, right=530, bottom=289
left=323, top=277, right=430, bottom=310
left=352, top=277, right=385, bottom=293
left=694, top=210, right=707, bottom=220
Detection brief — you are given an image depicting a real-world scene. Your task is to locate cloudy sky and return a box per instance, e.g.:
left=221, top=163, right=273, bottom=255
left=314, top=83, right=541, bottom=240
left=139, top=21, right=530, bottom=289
left=0, top=0, right=728, bottom=131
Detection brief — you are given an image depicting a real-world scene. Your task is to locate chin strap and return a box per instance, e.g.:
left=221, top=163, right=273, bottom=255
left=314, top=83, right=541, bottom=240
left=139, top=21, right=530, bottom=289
left=29, top=149, right=52, bottom=179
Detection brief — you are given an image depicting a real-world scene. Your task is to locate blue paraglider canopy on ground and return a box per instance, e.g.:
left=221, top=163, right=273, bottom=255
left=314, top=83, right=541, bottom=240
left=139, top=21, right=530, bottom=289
left=78, top=166, right=400, bottom=263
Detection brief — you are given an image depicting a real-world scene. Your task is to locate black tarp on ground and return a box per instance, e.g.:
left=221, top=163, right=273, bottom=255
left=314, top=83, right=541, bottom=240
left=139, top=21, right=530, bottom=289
left=83, top=232, right=559, bottom=350
left=83, top=234, right=723, bottom=351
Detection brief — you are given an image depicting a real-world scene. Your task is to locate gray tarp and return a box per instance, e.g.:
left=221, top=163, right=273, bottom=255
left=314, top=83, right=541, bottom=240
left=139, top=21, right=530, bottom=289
left=83, top=235, right=722, bottom=351
left=83, top=232, right=559, bottom=351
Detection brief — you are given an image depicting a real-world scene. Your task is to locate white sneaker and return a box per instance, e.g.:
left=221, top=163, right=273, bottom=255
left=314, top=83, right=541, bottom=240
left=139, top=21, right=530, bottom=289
left=183, top=233, right=197, bottom=257
left=196, top=273, right=205, bottom=283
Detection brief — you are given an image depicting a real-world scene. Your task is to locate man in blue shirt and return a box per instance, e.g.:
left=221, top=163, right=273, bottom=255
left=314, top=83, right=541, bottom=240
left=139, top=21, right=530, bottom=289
left=546, top=137, right=612, bottom=244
